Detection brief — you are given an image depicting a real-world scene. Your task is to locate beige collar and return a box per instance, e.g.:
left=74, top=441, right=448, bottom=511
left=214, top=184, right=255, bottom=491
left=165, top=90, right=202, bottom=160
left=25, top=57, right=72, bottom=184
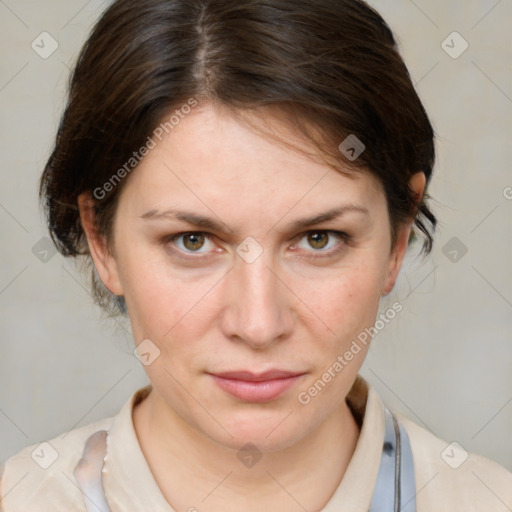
left=101, top=374, right=386, bottom=511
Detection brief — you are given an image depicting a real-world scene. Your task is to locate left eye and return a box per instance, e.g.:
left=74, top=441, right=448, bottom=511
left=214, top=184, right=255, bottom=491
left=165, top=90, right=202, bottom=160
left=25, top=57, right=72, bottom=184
left=171, top=232, right=215, bottom=253
left=295, top=231, right=346, bottom=252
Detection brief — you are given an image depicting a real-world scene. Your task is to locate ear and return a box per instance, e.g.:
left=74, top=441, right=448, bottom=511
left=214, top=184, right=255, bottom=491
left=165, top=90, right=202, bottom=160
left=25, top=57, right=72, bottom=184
left=77, top=192, right=124, bottom=296
left=381, top=172, right=426, bottom=296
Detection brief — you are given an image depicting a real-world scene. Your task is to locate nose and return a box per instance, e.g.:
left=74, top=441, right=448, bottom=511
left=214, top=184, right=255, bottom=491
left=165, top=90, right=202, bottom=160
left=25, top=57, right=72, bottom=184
left=219, top=249, right=294, bottom=349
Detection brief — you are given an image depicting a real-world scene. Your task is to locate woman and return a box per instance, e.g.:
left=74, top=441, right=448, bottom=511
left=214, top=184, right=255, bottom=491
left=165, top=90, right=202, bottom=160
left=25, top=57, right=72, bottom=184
left=1, top=0, right=511, bottom=510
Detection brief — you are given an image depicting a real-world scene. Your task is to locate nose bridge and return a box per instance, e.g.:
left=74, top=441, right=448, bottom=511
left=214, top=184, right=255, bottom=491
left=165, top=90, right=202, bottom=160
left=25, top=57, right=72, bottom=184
left=223, top=248, right=290, bottom=348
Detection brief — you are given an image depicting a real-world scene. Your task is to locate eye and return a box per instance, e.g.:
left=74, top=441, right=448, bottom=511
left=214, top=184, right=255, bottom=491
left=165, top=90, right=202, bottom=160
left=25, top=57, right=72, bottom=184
left=294, top=230, right=348, bottom=255
left=164, top=230, right=349, bottom=259
left=168, top=232, right=215, bottom=254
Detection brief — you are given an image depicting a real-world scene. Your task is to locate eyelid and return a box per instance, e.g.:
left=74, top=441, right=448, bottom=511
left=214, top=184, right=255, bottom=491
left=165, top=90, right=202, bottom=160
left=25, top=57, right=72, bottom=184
left=294, top=229, right=349, bottom=242
left=291, top=230, right=350, bottom=257
left=166, top=232, right=217, bottom=256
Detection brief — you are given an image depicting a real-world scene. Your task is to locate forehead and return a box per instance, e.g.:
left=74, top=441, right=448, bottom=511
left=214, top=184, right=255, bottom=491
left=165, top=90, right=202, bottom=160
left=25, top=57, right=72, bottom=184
left=117, top=102, right=385, bottom=220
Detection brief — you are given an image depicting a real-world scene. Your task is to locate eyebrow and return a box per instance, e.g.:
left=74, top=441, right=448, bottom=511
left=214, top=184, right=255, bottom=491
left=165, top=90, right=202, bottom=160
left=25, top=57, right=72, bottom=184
left=140, top=204, right=369, bottom=233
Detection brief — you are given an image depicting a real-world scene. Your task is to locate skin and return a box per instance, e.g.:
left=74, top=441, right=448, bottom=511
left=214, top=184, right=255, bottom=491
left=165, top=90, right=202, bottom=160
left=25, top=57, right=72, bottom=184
left=78, top=101, right=425, bottom=512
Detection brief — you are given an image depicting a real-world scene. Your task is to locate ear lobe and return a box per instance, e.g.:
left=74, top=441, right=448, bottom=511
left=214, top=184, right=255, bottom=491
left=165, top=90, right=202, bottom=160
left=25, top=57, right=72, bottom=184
left=381, top=221, right=413, bottom=296
left=77, top=192, right=123, bottom=296
left=381, top=171, right=426, bottom=296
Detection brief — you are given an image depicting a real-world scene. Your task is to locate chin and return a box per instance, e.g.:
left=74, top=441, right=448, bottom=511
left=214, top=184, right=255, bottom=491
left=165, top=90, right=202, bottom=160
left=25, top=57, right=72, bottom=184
left=203, top=406, right=309, bottom=453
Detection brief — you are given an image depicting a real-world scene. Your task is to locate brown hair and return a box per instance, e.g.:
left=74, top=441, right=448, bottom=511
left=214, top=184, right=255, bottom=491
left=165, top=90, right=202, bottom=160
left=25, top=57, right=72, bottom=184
left=39, top=0, right=437, bottom=316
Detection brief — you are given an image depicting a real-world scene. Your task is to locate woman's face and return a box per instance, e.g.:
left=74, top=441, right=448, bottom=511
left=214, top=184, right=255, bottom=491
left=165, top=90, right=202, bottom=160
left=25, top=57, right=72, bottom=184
left=81, top=102, right=419, bottom=451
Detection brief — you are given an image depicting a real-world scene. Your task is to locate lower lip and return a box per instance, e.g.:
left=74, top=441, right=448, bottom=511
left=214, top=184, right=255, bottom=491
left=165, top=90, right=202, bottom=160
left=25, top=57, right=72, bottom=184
left=210, top=375, right=304, bottom=402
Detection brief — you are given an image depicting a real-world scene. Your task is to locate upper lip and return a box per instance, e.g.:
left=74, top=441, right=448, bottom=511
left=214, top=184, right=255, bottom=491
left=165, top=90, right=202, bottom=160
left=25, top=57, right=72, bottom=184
left=210, top=370, right=305, bottom=381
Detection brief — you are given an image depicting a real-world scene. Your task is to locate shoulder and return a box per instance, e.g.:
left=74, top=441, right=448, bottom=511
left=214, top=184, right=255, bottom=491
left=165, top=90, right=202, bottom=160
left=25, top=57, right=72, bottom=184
left=397, top=412, right=512, bottom=511
left=0, top=414, right=115, bottom=512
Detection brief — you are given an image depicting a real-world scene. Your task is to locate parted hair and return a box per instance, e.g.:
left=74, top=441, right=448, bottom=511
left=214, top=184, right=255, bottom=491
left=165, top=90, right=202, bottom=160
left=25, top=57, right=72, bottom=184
left=39, top=0, right=437, bottom=316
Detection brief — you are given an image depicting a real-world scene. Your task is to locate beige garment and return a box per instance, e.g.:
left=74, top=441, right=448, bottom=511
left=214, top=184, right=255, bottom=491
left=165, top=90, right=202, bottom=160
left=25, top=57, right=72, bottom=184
left=1, top=375, right=511, bottom=511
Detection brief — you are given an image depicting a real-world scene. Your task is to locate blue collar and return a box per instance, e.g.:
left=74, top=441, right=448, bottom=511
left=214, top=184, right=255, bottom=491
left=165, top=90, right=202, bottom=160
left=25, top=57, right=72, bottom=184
left=370, top=408, right=417, bottom=512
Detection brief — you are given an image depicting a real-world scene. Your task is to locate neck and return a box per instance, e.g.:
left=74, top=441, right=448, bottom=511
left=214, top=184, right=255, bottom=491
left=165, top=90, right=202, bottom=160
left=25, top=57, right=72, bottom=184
left=133, top=389, right=360, bottom=512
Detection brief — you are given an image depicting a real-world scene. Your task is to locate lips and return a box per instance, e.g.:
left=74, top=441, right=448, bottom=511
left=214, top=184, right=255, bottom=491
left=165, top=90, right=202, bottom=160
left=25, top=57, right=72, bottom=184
left=213, top=370, right=304, bottom=381
left=208, top=369, right=306, bottom=402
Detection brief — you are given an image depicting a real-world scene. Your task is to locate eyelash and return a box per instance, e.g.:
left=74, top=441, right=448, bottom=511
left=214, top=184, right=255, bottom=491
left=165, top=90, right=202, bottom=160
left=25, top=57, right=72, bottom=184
left=163, top=230, right=351, bottom=260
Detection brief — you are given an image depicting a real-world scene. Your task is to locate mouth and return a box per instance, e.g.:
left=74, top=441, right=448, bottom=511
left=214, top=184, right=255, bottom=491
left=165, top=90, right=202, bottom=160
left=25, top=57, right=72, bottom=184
left=207, top=369, right=306, bottom=403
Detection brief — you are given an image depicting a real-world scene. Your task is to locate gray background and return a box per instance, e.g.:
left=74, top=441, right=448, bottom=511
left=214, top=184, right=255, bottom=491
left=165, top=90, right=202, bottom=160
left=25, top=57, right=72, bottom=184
left=1, top=0, right=511, bottom=476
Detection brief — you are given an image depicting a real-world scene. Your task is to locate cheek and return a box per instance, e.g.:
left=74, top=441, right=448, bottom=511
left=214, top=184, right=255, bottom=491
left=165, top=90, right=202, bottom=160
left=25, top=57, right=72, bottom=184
left=296, top=259, right=385, bottom=339
left=117, top=230, right=388, bottom=349
left=117, top=248, right=223, bottom=342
